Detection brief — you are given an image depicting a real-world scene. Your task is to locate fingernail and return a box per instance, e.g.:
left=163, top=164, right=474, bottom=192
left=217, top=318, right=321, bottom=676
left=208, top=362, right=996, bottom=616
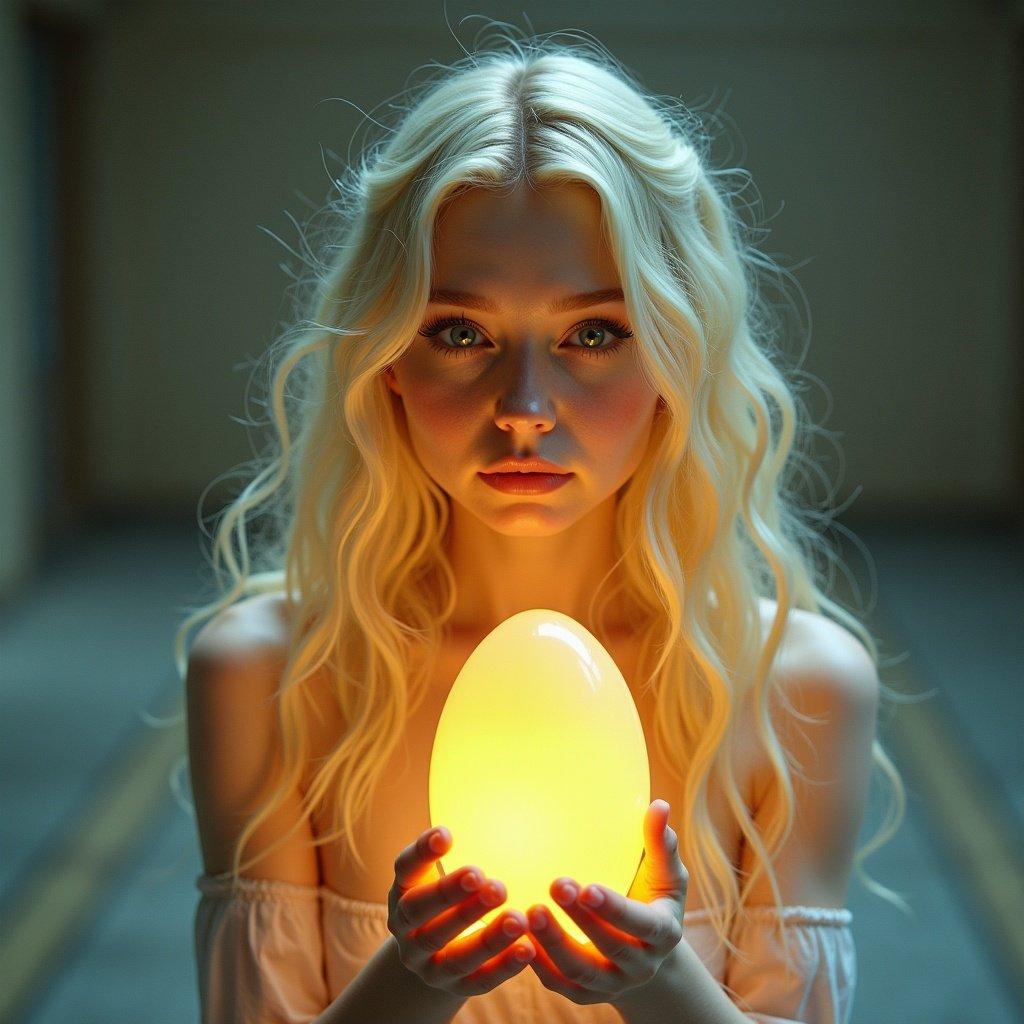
left=528, top=907, right=547, bottom=930
left=461, top=871, right=481, bottom=892
left=580, top=885, right=604, bottom=907
left=428, top=829, right=447, bottom=853
left=554, top=883, right=577, bottom=906
left=503, top=916, right=524, bottom=937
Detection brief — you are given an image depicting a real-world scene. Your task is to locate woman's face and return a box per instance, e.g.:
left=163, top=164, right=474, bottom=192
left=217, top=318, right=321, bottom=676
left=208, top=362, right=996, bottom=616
left=385, top=181, right=662, bottom=536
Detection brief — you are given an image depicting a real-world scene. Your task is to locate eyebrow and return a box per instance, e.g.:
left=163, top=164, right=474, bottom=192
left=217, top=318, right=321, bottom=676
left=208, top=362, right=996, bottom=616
left=427, top=286, right=625, bottom=315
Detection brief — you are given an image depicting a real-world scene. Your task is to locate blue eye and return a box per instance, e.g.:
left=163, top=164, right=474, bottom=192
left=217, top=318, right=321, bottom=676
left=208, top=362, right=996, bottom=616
left=418, top=314, right=634, bottom=360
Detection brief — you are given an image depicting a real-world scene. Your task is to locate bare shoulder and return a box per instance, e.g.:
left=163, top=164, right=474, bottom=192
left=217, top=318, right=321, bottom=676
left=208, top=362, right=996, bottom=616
left=185, top=590, right=293, bottom=784
left=189, top=590, right=290, bottom=660
left=744, top=598, right=880, bottom=905
left=189, top=589, right=339, bottom=740
left=186, top=593, right=293, bottom=748
left=729, top=600, right=876, bottom=810
left=757, top=597, right=879, bottom=708
left=186, top=590, right=318, bottom=882
left=748, top=598, right=880, bottom=802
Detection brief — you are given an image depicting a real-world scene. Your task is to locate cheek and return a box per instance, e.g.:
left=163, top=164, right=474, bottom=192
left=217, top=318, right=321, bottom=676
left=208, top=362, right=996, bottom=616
left=402, top=377, right=479, bottom=443
left=580, top=377, right=659, bottom=453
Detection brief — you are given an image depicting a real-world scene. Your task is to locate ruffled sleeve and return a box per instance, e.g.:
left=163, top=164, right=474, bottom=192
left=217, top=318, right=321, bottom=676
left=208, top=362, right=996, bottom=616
left=194, top=873, right=330, bottom=1024
left=722, top=905, right=856, bottom=1024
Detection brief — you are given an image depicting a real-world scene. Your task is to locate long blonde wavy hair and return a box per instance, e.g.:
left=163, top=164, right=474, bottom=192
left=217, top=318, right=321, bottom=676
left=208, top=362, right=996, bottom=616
left=170, top=26, right=910, bottom=970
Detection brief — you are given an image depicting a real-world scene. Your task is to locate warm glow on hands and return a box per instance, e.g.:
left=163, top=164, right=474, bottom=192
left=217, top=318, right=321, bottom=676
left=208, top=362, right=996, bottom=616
left=525, top=799, right=689, bottom=1006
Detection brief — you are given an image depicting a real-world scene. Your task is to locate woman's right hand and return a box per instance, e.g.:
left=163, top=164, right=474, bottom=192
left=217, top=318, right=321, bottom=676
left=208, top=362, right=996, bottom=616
left=388, top=824, right=536, bottom=996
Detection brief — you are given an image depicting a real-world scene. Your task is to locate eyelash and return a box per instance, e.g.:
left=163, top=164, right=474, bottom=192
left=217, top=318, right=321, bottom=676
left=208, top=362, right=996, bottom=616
left=418, top=313, right=635, bottom=360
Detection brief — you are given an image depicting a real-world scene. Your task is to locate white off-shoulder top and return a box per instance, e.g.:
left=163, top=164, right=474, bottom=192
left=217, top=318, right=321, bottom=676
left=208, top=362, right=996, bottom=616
left=194, top=873, right=856, bottom=1023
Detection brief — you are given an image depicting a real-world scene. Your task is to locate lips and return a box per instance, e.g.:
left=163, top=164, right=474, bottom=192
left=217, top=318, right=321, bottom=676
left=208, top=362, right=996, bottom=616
left=481, top=457, right=570, bottom=475
left=478, top=471, right=574, bottom=494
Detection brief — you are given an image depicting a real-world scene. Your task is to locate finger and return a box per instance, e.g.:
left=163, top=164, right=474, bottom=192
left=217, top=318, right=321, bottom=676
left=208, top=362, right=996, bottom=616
left=646, top=800, right=674, bottom=864
left=525, top=931, right=585, bottom=1000
left=575, top=882, right=682, bottom=954
left=550, top=879, right=650, bottom=966
left=398, top=867, right=496, bottom=935
left=526, top=935, right=603, bottom=1005
left=434, top=908, right=531, bottom=978
left=455, top=935, right=536, bottom=997
left=392, top=826, right=452, bottom=898
left=409, top=879, right=506, bottom=950
left=526, top=903, right=611, bottom=992
left=643, top=801, right=689, bottom=907
left=648, top=801, right=683, bottom=871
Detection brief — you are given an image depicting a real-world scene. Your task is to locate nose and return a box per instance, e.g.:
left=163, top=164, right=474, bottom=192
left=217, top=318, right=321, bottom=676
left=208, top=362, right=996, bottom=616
left=493, top=345, right=556, bottom=435
left=495, top=395, right=555, bottom=435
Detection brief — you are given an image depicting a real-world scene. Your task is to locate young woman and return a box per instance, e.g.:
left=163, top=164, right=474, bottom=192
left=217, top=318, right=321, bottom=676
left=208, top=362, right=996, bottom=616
left=179, top=30, right=907, bottom=1024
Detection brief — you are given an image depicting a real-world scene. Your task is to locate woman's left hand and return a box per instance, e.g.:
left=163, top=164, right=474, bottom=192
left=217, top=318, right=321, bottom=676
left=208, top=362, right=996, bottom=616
left=524, top=799, right=689, bottom=1005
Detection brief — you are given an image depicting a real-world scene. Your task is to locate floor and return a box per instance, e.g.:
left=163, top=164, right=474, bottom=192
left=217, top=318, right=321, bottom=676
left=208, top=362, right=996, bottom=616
left=0, top=518, right=1021, bottom=1023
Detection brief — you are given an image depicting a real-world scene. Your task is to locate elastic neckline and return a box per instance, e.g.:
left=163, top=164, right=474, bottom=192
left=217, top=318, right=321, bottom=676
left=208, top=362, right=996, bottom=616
left=196, top=873, right=852, bottom=926
left=318, top=890, right=852, bottom=927
left=313, top=888, right=735, bottom=919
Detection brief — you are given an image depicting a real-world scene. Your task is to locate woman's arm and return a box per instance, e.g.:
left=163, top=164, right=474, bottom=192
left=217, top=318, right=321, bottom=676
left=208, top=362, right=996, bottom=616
left=188, top=597, right=466, bottom=1024
left=187, top=596, right=322, bottom=887
left=611, top=612, right=879, bottom=1024
left=313, top=934, right=468, bottom=1024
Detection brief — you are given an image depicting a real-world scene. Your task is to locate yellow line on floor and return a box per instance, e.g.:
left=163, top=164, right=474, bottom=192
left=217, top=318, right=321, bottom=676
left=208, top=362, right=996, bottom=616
left=879, top=649, right=1024, bottom=1012
left=0, top=701, right=185, bottom=1023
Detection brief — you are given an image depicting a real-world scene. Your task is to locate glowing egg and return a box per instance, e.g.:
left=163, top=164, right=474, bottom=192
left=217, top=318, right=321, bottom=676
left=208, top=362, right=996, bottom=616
left=428, top=608, right=650, bottom=946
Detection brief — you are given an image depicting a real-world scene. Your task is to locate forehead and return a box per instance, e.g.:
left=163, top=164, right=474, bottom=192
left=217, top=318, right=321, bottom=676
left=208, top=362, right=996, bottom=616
left=431, top=181, right=619, bottom=292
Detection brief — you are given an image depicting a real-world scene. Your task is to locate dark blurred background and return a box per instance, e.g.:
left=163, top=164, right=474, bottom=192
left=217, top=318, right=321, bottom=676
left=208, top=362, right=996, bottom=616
left=0, top=2, right=1022, bottom=1022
